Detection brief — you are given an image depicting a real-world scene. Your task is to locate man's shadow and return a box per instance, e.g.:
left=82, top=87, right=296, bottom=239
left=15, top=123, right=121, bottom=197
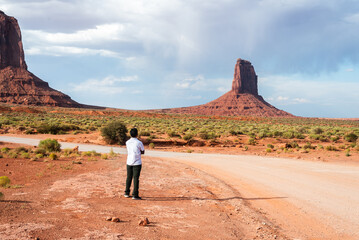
left=143, top=196, right=287, bottom=202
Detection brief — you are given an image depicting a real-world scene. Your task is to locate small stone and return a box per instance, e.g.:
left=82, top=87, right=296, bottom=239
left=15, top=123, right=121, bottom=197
left=106, top=217, right=112, bottom=221
left=111, top=217, right=120, bottom=222
left=139, top=218, right=149, bottom=226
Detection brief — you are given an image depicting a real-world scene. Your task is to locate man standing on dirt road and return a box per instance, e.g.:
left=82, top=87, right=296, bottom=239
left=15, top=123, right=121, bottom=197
left=124, top=128, right=145, bottom=200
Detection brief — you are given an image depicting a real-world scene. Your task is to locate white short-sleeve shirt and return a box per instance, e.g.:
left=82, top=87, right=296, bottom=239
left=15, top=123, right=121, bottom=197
left=126, top=137, right=144, bottom=165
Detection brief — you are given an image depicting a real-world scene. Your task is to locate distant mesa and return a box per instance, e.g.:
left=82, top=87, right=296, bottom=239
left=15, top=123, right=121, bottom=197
left=0, top=11, right=82, bottom=108
left=157, top=59, right=293, bottom=117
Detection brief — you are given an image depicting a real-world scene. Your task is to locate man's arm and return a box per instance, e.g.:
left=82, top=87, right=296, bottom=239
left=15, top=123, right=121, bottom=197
left=141, top=150, right=145, bottom=154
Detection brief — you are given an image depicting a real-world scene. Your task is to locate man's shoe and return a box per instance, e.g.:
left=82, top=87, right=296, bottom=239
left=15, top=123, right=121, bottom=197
left=132, top=196, right=142, bottom=200
left=124, top=194, right=130, bottom=198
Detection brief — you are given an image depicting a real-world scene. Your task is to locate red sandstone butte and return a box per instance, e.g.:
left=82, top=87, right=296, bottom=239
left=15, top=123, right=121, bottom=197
left=157, top=59, right=293, bottom=117
left=0, top=11, right=81, bottom=107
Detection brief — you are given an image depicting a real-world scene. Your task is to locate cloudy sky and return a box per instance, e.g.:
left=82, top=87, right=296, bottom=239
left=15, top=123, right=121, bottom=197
left=1, top=0, right=359, bottom=117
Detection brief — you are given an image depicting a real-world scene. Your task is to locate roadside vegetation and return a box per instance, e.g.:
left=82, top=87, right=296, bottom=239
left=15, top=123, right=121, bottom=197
left=0, top=104, right=358, bottom=156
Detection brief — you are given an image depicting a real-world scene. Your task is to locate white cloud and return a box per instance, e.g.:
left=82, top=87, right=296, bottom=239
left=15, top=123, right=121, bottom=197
left=70, top=75, right=138, bottom=94
left=260, top=75, right=359, bottom=106
left=174, top=75, right=206, bottom=89
left=24, top=24, right=126, bottom=44
left=26, top=46, right=121, bottom=58
left=346, top=68, right=354, bottom=72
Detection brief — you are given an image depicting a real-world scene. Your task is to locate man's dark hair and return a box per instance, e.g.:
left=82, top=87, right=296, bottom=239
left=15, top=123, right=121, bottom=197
left=130, top=128, right=138, bottom=138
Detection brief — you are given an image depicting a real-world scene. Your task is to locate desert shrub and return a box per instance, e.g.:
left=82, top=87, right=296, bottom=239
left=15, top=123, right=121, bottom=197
left=344, top=133, right=358, bottom=143
left=37, top=123, right=80, bottom=134
left=183, top=134, right=193, bottom=141
left=8, top=152, right=18, bottom=158
left=1, top=147, right=10, bottom=153
left=101, top=121, right=128, bottom=145
left=244, top=146, right=249, bottom=151
left=272, top=131, right=283, bottom=137
left=318, top=135, right=329, bottom=142
left=345, top=149, right=351, bottom=157
left=309, top=134, right=320, bottom=140
left=101, top=153, right=108, bottom=159
left=266, top=148, right=272, bottom=153
left=49, top=153, right=57, bottom=160
left=312, top=127, right=324, bottom=134
left=303, top=142, right=316, bottom=149
left=35, top=153, right=44, bottom=159
left=140, top=130, right=151, bottom=136
left=21, top=152, right=30, bottom=159
left=149, top=143, right=155, bottom=149
left=38, top=139, right=61, bottom=152
left=34, top=148, right=47, bottom=155
left=318, top=144, right=324, bottom=149
left=267, top=144, right=274, bottom=149
left=326, top=145, right=338, bottom=151
left=0, top=192, right=4, bottom=200
left=82, top=151, right=92, bottom=157
left=294, top=132, right=305, bottom=139
left=350, top=143, right=356, bottom=148
left=15, top=147, right=28, bottom=153
left=331, top=136, right=340, bottom=142
left=229, top=129, right=242, bottom=136
left=167, top=130, right=180, bottom=138
left=25, top=128, right=35, bottom=134
left=248, top=138, right=257, bottom=145
left=285, top=141, right=299, bottom=148
left=282, top=131, right=295, bottom=139
left=0, top=176, right=10, bottom=188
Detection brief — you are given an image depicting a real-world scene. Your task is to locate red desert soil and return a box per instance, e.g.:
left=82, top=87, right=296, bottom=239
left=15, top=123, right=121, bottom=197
left=0, top=143, right=287, bottom=240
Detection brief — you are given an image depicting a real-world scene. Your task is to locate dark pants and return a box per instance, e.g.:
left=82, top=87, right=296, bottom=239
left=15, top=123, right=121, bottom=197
left=125, top=164, right=142, bottom=197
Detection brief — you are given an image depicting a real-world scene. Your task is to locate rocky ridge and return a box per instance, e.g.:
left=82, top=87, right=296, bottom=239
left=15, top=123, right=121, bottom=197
left=0, top=11, right=81, bottom=107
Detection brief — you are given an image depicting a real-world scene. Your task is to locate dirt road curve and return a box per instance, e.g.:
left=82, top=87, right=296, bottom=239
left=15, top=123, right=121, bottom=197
left=1, top=136, right=358, bottom=239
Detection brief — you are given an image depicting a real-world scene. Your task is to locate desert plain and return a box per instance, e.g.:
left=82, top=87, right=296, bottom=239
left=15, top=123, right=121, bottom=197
left=0, top=105, right=358, bottom=240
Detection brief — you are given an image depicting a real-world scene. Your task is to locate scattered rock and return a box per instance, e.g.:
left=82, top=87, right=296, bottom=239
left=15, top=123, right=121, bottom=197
left=111, top=217, right=120, bottom=222
left=138, top=217, right=150, bottom=226
left=105, top=217, right=112, bottom=221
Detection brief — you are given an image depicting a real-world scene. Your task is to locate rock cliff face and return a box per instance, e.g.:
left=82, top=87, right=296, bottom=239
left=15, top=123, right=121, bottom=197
left=0, top=11, right=81, bottom=107
left=231, top=59, right=258, bottom=95
left=156, top=58, right=292, bottom=117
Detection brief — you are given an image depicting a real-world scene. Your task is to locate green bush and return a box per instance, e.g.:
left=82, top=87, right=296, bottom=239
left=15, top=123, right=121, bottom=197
left=326, top=145, right=338, bottom=151
left=34, top=148, right=47, bottom=155
left=267, top=144, right=274, bottom=149
left=37, top=123, right=80, bottom=134
left=149, top=143, right=155, bottom=149
left=248, top=138, right=257, bottom=145
left=49, top=153, right=57, bottom=160
left=0, top=176, right=10, bottom=188
left=285, top=141, right=299, bottom=148
left=183, top=134, right=193, bottom=141
left=15, top=147, right=28, bottom=153
left=0, top=191, right=4, bottom=200
left=101, top=121, right=128, bottom=145
left=21, top=152, right=30, bottom=159
left=1, top=147, right=10, bottom=153
left=312, top=127, right=324, bottom=134
left=38, top=139, right=61, bottom=152
left=344, top=133, right=358, bottom=143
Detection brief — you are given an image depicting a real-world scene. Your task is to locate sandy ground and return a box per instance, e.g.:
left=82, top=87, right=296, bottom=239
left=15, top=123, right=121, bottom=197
left=1, top=136, right=359, bottom=239
left=0, top=144, right=285, bottom=240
